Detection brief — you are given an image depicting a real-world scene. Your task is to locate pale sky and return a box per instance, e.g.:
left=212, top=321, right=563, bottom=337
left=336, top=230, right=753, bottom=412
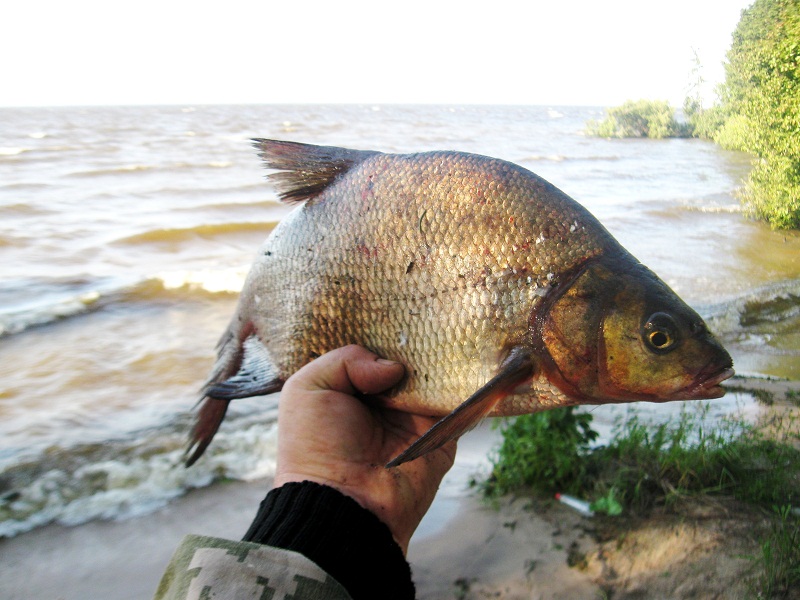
left=1, top=0, right=753, bottom=107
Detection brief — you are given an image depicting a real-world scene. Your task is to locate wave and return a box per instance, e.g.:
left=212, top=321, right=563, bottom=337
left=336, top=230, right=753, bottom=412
left=0, top=269, right=247, bottom=337
left=0, top=202, right=57, bottom=218
left=520, top=154, right=567, bottom=163
left=113, top=221, right=278, bottom=246
left=0, top=405, right=280, bottom=538
left=154, top=268, right=248, bottom=294
left=0, top=181, right=54, bottom=191
left=184, top=197, right=282, bottom=212
left=519, top=153, right=622, bottom=164
left=67, top=160, right=234, bottom=178
left=680, top=204, right=743, bottom=214
left=0, top=277, right=118, bottom=337
left=0, top=147, right=28, bottom=157
left=702, top=278, right=800, bottom=348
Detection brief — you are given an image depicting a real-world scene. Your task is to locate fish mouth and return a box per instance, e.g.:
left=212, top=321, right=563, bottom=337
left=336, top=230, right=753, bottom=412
left=673, top=365, right=736, bottom=400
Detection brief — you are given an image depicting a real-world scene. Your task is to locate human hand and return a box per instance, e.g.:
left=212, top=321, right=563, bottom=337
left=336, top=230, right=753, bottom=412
left=273, top=345, right=457, bottom=554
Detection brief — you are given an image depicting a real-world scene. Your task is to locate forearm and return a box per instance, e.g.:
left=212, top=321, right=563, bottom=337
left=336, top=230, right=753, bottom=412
left=243, top=480, right=416, bottom=600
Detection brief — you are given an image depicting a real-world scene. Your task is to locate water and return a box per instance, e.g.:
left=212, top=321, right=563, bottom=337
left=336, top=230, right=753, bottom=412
left=1, top=104, right=798, bottom=537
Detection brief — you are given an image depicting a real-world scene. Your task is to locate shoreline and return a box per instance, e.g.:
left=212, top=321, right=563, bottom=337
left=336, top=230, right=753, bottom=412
left=1, top=381, right=798, bottom=599
left=0, top=423, right=504, bottom=600
left=0, top=477, right=603, bottom=600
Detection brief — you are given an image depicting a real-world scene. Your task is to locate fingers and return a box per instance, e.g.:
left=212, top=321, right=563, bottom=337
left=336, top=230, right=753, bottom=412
left=286, top=345, right=406, bottom=397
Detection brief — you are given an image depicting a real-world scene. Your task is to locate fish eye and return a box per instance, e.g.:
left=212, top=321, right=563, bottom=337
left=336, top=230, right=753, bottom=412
left=642, top=312, right=680, bottom=354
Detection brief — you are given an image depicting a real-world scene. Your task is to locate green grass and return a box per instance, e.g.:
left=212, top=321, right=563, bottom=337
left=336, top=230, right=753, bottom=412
left=754, top=505, right=800, bottom=598
left=483, top=402, right=800, bottom=596
left=485, top=404, right=800, bottom=511
left=482, top=407, right=597, bottom=497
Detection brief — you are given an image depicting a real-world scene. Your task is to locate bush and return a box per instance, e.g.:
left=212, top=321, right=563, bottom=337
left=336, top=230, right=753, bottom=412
left=586, top=100, right=690, bottom=139
left=689, top=104, right=731, bottom=141
left=742, top=154, right=800, bottom=229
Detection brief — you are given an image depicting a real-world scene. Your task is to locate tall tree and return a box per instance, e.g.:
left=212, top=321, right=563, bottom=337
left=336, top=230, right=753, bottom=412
left=717, top=0, right=800, bottom=229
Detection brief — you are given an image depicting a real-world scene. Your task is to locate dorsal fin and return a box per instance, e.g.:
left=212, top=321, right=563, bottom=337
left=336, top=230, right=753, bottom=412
left=253, top=139, right=379, bottom=203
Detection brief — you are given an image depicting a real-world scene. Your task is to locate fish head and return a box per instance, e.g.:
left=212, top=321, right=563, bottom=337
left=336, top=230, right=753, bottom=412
left=539, top=256, right=734, bottom=404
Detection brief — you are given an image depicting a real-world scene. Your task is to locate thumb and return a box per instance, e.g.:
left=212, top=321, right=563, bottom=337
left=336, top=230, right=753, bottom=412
left=288, top=345, right=406, bottom=397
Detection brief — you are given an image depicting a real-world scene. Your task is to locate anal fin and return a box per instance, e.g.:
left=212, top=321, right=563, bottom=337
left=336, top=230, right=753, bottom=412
left=386, top=347, right=534, bottom=468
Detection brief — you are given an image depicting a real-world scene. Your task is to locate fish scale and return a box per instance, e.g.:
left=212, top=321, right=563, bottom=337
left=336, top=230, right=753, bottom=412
left=186, top=140, right=733, bottom=467
left=251, top=151, right=603, bottom=411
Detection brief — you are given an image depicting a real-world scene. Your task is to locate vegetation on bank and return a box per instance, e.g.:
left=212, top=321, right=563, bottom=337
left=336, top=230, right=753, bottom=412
left=587, top=0, right=800, bottom=229
left=585, top=100, right=691, bottom=139
left=482, top=394, right=800, bottom=596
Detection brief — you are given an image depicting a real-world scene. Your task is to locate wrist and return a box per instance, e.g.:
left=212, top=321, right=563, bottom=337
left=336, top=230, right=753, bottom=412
left=273, top=469, right=413, bottom=552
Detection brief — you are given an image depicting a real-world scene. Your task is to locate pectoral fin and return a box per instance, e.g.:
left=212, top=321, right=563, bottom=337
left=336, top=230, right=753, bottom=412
left=386, top=347, right=534, bottom=468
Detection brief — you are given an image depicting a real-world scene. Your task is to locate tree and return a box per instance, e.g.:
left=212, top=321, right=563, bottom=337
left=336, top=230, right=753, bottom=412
left=716, top=0, right=800, bottom=229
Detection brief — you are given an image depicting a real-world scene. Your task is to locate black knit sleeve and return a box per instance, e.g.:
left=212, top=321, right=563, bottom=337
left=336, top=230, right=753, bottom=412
left=243, top=481, right=415, bottom=600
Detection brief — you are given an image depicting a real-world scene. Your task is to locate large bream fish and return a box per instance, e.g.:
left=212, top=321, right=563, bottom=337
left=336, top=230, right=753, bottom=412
left=186, top=140, right=734, bottom=467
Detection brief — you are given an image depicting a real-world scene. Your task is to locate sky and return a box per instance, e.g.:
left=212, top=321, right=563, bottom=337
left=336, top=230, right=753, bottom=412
left=1, top=0, right=754, bottom=108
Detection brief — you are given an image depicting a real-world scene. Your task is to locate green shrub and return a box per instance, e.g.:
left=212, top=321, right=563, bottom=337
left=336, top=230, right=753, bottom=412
left=712, top=113, right=757, bottom=151
left=687, top=104, right=730, bottom=141
left=742, top=154, right=800, bottom=230
left=586, top=100, right=689, bottom=139
left=585, top=407, right=742, bottom=511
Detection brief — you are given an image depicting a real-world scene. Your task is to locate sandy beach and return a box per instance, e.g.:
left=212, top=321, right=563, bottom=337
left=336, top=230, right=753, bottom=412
left=0, top=420, right=606, bottom=600
left=0, top=471, right=776, bottom=600
left=3, top=378, right=798, bottom=600
left=0, top=474, right=606, bottom=600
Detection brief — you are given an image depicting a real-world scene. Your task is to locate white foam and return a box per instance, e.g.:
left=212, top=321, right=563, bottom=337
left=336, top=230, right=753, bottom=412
left=157, top=268, right=248, bottom=294
left=0, top=147, right=26, bottom=156
left=0, top=419, right=279, bottom=538
left=0, top=291, right=102, bottom=336
left=702, top=277, right=800, bottom=337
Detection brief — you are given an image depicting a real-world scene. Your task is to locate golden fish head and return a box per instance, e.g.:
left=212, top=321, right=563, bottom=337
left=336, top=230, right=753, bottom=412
left=539, top=256, right=734, bottom=404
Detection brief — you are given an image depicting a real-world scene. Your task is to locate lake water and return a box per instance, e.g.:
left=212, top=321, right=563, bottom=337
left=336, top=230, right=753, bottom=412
left=1, top=104, right=798, bottom=537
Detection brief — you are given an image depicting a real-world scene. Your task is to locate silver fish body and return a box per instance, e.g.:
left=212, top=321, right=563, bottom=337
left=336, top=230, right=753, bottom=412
left=186, top=140, right=734, bottom=467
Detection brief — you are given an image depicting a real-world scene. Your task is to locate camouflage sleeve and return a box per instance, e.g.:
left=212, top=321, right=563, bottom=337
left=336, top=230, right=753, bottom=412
left=153, top=534, right=352, bottom=600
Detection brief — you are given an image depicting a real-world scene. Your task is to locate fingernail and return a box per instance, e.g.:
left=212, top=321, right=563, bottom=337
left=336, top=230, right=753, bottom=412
left=377, top=358, right=401, bottom=366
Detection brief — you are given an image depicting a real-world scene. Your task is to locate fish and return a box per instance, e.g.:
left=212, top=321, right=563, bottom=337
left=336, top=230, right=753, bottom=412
left=185, top=139, right=734, bottom=468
